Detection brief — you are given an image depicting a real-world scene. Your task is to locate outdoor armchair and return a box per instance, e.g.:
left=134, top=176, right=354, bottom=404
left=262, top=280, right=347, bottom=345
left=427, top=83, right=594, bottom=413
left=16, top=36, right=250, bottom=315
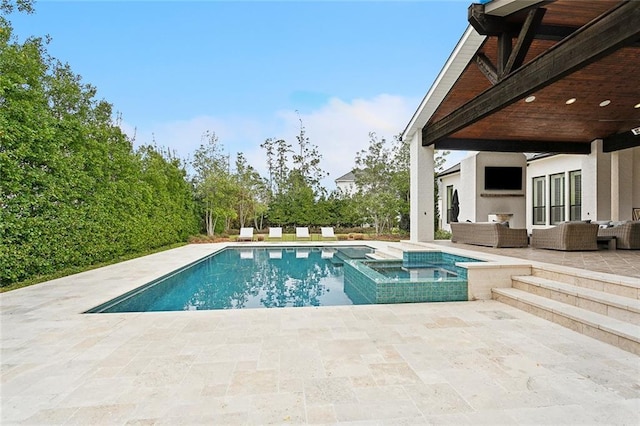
left=597, top=221, right=640, bottom=249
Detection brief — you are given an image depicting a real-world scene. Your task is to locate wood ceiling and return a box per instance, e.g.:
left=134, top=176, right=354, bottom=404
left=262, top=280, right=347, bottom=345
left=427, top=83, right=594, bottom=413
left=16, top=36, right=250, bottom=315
left=422, top=0, right=640, bottom=153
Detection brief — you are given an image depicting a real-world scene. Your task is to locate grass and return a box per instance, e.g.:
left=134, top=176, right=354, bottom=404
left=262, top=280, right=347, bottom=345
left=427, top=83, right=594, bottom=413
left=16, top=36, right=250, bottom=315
left=1, top=242, right=188, bottom=293
left=190, top=232, right=408, bottom=243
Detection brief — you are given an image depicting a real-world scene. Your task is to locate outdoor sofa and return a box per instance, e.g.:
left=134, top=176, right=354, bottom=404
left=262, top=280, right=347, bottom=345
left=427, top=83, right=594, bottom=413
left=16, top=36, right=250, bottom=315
left=597, top=221, right=640, bottom=249
left=531, top=221, right=598, bottom=251
left=450, top=222, right=528, bottom=248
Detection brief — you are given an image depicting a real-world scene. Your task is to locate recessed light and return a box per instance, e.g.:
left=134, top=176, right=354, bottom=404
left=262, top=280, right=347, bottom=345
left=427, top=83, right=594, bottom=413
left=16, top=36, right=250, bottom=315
left=599, top=100, right=611, bottom=107
left=634, top=103, right=640, bottom=109
left=525, top=96, right=536, bottom=103
left=565, top=98, right=576, bottom=105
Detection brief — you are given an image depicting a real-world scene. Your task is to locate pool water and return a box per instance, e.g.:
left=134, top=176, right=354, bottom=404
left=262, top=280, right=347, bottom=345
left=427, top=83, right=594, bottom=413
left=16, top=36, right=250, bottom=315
left=366, top=265, right=458, bottom=280
left=87, top=246, right=374, bottom=313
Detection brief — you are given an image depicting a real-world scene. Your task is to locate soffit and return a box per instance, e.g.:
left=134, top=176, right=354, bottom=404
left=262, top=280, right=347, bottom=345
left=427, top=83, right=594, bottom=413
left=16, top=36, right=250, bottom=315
left=424, top=0, right=640, bottom=152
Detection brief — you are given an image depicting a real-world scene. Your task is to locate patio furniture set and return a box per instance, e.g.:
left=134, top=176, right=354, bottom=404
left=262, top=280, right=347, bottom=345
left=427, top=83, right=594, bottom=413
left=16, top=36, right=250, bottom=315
left=451, top=220, right=640, bottom=251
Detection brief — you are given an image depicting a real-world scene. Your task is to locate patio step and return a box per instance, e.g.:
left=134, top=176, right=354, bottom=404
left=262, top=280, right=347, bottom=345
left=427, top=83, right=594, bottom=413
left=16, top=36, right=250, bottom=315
left=531, top=267, right=639, bottom=300
left=492, top=287, right=640, bottom=355
left=512, top=275, right=640, bottom=325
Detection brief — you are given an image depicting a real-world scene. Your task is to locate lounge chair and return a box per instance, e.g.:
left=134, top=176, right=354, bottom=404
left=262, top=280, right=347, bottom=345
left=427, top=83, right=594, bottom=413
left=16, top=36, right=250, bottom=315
left=237, top=227, right=254, bottom=242
left=268, top=227, right=283, bottom=241
left=321, top=227, right=337, bottom=240
left=531, top=222, right=598, bottom=251
left=296, top=227, right=311, bottom=240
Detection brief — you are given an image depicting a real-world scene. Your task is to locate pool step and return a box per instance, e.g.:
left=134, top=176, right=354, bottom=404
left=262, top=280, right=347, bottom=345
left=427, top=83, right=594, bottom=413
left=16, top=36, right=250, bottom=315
left=493, top=273, right=640, bottom=355
left=365, top=251, right=398, bottom=260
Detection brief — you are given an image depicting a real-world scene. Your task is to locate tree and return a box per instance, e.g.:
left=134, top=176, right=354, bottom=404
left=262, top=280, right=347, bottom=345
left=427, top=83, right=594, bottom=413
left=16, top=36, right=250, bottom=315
left=233, top=152, right=267, bottom=229
left=1, top=10, right=198, bottom=285
left=353, top=132, right=400, bottom=234
left=191, top=131, right=236, bottom=235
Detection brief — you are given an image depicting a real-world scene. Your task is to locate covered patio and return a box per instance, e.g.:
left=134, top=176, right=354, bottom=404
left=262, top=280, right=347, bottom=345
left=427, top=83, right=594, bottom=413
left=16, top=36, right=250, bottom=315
left=403, top=0, right=640, bottom=242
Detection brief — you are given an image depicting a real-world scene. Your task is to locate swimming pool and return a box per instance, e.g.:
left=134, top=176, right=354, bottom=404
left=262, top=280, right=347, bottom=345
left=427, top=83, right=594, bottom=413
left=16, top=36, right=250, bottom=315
left=86, top=246, right=375, bottom=313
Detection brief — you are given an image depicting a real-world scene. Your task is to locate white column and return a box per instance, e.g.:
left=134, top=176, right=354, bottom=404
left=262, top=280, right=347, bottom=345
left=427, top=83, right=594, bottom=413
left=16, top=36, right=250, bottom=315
left=409, top=131, right=434, bottom=242
left=581, top=139, right=611, bottom=221
left=611, top=148, right=634, bottom=221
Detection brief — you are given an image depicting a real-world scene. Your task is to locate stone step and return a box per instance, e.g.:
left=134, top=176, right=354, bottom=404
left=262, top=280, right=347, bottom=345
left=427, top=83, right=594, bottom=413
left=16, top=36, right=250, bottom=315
left=365, top=251, right=398, bottom=260
left=531, top=267, right=639, bottom=300
left=512, top=275, right=640, bottom=325
left=492, top=287, right=640, bottom=355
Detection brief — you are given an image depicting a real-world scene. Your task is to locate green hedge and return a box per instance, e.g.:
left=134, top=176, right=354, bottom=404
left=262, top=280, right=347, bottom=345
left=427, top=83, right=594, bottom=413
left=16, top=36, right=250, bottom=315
left=0, top=21, right=199, bottom=286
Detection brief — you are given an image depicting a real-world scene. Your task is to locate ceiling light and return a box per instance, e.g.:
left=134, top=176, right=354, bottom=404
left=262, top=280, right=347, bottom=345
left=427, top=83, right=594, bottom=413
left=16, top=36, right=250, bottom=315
left=634, top=103, right=640, bottom=109
left=565, top=98, right=576, bottom=105
left=599, top=100, right=611, bottom=107
left=525, top=96, right=536, bottom=103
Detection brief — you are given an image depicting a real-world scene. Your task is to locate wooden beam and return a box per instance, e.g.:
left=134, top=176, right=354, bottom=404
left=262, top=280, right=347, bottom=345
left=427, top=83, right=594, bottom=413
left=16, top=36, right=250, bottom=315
left=496, top=33, right=513, bottom=76
left=434, top=138, right=592, bottom=154
left=468, top=3, right=505, bottom=36
left=475, top=53, right=498, bottom=85
left=423, top=2, right=640, bottom=147
left=603, top=131, right=640, bottom=152
left=503, top=8, right=546, bottom=76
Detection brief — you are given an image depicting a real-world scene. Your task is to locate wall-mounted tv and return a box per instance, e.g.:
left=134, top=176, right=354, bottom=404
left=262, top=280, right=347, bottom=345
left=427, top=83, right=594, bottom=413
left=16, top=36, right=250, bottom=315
left=484, top=166, right=523, bottom=190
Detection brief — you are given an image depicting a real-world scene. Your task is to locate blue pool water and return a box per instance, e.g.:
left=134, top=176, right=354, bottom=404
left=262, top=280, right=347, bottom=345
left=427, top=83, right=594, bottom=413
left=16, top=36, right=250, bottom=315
left=87, top=246, right=375, bottom=313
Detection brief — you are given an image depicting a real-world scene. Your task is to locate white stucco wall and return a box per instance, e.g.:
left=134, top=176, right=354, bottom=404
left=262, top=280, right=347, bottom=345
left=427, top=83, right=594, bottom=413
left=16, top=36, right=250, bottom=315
left=474, top=152, right=527, bottom=228
left=335, top=180, right=356, bottom=196
left=611, top=146, right=640, bottom=221
left=526, top=154, right=584, bottom=230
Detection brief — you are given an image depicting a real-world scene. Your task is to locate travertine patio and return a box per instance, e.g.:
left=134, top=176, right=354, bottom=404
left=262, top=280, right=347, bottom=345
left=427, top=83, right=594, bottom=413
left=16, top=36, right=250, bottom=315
left=1, top=243, right=639, bottom=424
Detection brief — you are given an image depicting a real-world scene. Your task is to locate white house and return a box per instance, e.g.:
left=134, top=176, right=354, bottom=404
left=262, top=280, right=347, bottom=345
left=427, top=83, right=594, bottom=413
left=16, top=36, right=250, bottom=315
left=334, top=171, right=357, bottom=196
left=402, top=0, right=640, bottom=242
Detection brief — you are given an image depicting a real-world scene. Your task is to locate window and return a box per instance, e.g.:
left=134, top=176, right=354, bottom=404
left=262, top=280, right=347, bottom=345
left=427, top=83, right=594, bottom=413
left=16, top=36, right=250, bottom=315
left=532, top=176, right=546, bottom=225
left=569, top=170, right=582, bottom=221
left=446, top=185, right=453, bottom=224
left=550, top=173, right=565, bottom=224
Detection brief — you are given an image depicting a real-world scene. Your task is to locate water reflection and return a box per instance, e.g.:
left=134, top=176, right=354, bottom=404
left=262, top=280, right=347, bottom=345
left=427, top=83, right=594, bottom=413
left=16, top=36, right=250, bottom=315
left=103, top=248, right=351, bottom=312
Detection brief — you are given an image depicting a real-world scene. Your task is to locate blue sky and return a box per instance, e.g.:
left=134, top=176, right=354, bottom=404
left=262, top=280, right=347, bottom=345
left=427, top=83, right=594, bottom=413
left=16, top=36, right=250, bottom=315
left=9, top=0, right=471, bottom=189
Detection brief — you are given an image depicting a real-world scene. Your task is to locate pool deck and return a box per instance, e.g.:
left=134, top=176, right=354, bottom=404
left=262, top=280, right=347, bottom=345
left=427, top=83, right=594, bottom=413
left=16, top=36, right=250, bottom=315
left=1, top=242, right=639, bottom=424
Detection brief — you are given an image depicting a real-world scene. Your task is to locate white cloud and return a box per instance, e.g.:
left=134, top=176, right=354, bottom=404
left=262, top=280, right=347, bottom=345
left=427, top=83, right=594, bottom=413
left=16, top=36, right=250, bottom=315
left=269, top=94, right=418, bottom=190
left=122, top=94, right=429, bottom=190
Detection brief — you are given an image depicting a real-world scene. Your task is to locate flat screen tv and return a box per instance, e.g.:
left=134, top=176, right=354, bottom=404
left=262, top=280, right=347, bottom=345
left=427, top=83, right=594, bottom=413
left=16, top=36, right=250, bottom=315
left=484, top=166, right=522, bottom=190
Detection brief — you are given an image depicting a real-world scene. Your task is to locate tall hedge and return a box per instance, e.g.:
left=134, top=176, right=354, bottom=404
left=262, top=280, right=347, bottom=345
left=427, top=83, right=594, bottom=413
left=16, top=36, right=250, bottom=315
left=0, top=19, right=199, bottom=286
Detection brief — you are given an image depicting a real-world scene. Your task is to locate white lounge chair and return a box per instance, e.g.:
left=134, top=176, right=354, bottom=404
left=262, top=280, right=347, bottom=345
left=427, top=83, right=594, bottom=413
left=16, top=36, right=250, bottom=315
left=321, top=227, right=337, bottom=240
left=268, top=227, right=283, bottom=240
left=296, top=248, right=310, bottom=258
left=237, top=227, right=254, bottom=242
left=296, top=227, right=310, bottom=240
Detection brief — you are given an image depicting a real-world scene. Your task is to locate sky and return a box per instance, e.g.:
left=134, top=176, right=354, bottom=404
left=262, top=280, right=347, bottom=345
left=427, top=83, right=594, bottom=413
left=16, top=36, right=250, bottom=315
left=9, top=0, right=472, bottom=190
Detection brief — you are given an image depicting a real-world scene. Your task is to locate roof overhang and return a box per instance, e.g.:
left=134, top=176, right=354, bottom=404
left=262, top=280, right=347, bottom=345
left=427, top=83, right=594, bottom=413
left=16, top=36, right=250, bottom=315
left=405, top=0, right=640, bottom=154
